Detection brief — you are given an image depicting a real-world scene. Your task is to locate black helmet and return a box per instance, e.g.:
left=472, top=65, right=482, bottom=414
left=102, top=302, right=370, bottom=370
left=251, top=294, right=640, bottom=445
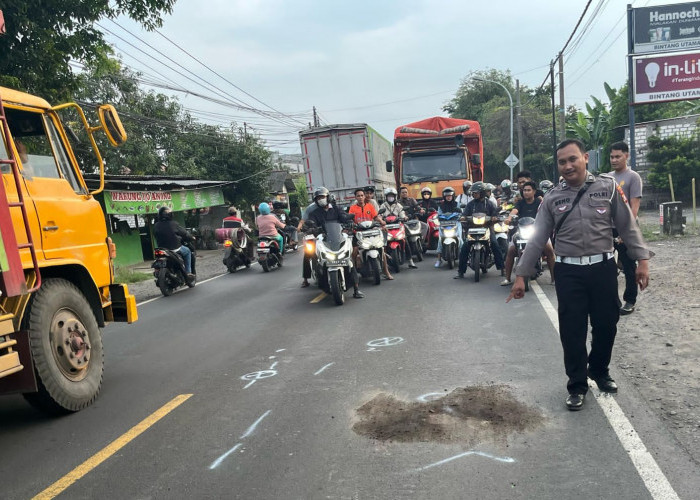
left=469, top=181, right=486, bottom=195
left=158, top=206, right=172, bottom=221
left=313, top=187, right=329, bottom=200
left=539, top=179, right=554, bottom=192
left=442, top=187, right=456, bottom=197
left=363, top=185, right=375, bottom=194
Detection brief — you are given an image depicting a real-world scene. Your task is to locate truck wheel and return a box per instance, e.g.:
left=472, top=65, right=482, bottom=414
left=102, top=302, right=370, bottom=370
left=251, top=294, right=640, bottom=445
left=157, top=268, right=172, bottom=296
left=22, top=279, right=103, bottom=414
left=329, top=270, right=345, bottom=305
left=370, top=257, right=381, bottom=285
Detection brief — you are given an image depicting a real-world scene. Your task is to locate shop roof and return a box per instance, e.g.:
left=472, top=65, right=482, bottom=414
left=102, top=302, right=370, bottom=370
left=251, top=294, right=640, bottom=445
left=84, top=174, right=233, bottom=191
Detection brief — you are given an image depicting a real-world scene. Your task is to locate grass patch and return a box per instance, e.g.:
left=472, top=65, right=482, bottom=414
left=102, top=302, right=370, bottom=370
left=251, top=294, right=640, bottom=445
left=641, top=225, right=663, bottom=242
left=114, top=267, right=152, bottom=284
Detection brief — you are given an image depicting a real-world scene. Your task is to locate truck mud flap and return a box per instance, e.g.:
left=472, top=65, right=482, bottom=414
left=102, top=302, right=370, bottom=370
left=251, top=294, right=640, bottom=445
left=0, top=331, right=38, bottom=395
left=108, top=284, right=138, bottom=324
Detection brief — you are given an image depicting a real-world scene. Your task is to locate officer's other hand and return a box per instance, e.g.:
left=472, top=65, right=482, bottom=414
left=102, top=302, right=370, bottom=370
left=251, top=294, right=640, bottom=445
left=636, top=259, right=650, bottom=291
left=506, top=276, right=526, bottom=302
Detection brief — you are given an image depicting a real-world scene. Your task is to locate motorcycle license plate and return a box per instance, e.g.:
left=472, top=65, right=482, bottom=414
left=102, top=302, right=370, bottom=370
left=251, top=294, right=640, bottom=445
left=516, top=239, right=527, bottom=245
left=258, top=248, right=270, bottom=253
left=327, top=261, right=346, bottom=266
left=469, top=228, right=486, bottom=235
left=362, top=230, right=381, bottom=237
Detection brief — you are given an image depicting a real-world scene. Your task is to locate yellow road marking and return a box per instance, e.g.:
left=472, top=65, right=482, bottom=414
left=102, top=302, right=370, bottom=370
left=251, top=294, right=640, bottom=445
left=310, top=292, right=327, bottom=303
left=33, top=394, right=193, bottom=500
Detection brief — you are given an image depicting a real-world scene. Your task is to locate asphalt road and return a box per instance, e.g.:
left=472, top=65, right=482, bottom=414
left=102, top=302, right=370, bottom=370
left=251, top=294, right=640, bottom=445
left=1, top=252, right=698, bottom=499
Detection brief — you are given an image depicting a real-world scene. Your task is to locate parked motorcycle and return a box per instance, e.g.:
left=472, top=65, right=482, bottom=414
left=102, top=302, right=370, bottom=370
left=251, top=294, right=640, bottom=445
left=384, top=214, right=407, bottom=274
left=404, top=215, right=424, bottom=262
left=354, top=219, right=385, bottom=285
left=257, top=236, right=283, bottom=272
left=222, top=228, right=252, bottom=273
left=313, top=220, right=356, bottom=305
left=152, top=239, right=196, bottom=296
left=512, top=216, right=542, bottom=291
left=438, top=212, right=461, bottom=269
left=465, top=212, right=495, bottom=282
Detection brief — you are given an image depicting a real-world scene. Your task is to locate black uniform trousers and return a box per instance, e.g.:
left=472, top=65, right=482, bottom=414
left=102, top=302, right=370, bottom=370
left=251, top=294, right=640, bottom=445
left=614, top=241, right=638, bottom=305
left=554, top=258, right=621, bottom=395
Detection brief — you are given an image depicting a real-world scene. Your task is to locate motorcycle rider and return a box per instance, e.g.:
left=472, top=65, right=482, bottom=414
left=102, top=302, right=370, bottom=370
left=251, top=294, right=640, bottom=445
left=224, top=206, right=254, bottom=260
left=380, top=187, right=417, bottom=269
left=501, top=181, right=556, bottom=286
left=308, top=187, right=364, bottom=298
left=272, top=201, right=297, bottom=246
left=539, top=179, right=554, bottom=195
left=500, top=179, right=513, bottom=200
left=298, top=192, right=323, bottom=288
left=435, top=186, right=462, bottom=268
left=363, top=185, right=380, bottom=211
left=454, top=182, right=505, bottom=278
left=484, top=183, right=499, bottom=208
left=398, top=186, right=418, bottom=214
left=455, top=180, right=472, bottom=207
left=154, top=206, right=195, bottom=282
left=349, top=187, right=392, bottom=280
left=256, top=202, right=286, bottom=255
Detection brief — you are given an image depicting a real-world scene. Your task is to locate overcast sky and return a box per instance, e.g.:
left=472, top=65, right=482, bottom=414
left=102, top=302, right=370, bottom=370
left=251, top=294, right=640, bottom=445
left=104, top=0, right=678, bottom=154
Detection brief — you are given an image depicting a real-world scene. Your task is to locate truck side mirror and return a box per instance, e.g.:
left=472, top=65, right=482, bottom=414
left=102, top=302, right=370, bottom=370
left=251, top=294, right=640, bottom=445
left=98, top=104, right=127, bottom=147
left=472, top=154, right=481, bottom=166
left=385, top=160, right=393, bottom=173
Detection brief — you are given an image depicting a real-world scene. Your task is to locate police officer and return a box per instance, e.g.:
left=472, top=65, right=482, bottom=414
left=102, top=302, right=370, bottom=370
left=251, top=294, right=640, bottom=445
left=507, top=139, right=650, bottom=411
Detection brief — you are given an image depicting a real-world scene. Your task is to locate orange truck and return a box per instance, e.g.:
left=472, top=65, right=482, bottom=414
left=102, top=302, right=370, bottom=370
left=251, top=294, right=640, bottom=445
left=0, top=86, right=137, bottom=414
left=386, top=116, right=484, bottom=199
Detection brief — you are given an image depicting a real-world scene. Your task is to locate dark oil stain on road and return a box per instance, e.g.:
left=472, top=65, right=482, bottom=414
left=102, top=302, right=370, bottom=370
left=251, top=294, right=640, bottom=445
left=352, top=386, right=545, bottom=445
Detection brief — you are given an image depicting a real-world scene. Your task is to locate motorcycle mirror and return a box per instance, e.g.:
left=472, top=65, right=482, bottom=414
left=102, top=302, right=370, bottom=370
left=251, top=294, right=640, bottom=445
left=460, top=203, right=467, bottom=209
left=378, top=207, right=386, bottom=214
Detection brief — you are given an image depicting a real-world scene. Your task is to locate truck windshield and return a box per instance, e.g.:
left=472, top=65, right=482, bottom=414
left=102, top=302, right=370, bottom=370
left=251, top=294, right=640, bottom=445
left=401, top=150, right=466, bottom=183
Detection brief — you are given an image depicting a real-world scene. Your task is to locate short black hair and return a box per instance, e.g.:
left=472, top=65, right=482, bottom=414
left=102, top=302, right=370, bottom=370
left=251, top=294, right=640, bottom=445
left=610, top=141, right=629, bottom=153
left=516, top=170, right=532, bottom=180
left=399, top=186, right=408, bottom=192
left=557, top=138, right=586, bottom=154
left=522, top=181, right=537, bottom=191
left=363, top=186, right=375, bottom=193
left=354, top=187, right=365, bottom=195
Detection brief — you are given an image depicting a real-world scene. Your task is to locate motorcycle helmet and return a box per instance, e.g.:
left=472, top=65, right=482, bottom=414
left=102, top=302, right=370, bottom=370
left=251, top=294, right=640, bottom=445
left=158, top=206, right=173, bottom=221
left=462, top=180, right=472, bottom=191
left=442, top=187, right=456, bottom=198
left=227, top=206, right=238, bottom=215
left=313, top=186, right=329, bottom=200
left=420, top=186, right=432, bottom=198
left=258, top=202, right=271, bottom=215
left=469, top=181, right=486, bottom=195
left=363, top=185, right=375, bottom=195
left=384, top=187, right=398, bottom=204
left=539, top=179, right=554, bottom=193
left=272, top=201, right=286, bottom=211
left=501, top=179, right=512, bottom=190
left=484, top=183, right=495, bottom=192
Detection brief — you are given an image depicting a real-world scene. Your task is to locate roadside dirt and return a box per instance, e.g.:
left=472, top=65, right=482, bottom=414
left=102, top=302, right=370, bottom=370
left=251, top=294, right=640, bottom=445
left=352, top=386, right=545, bottom=446
left=615, top=211, right=700, bottom=465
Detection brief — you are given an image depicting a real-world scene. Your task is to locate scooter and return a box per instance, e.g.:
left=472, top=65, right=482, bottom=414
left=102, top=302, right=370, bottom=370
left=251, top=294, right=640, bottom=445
left=425, top=209, right=440, bottom=252
left=512, top=216, right=542, bottom=291
left=465, top=212, right=495, bottom=282
left=222, top=228, right=252, bottom=273
left=257, top=236, right=283, bottom=272
left=384, top=214, right=407, bottom=274
left=274, top=211, right=299, bottom=253
left=354, top=219, right=385, bottom=285
left=152, top=239, right=196, bottom=296
left=404, top=215, right=424, bottom=262
left=438, top=212, right=461, bottom=269
left=314, top=220, right=356, bottom=305
left=492, top=212, right=511, bottom=265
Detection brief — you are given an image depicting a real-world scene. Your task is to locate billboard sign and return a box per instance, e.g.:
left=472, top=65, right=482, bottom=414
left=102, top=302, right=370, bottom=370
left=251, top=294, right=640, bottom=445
left=633, top=50, right=700, bottom=103
left=633, top=1, right=700, bottom=54
left=105, top=187, right=225, bottom=215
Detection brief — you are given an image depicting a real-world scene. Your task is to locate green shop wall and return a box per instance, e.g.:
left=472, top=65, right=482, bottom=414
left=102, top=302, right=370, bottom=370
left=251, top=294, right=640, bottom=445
left=110, top=230, right=144, bottom=267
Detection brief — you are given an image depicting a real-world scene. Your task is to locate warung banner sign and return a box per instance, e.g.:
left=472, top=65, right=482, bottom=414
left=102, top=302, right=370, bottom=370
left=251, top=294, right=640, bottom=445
left=633, top=49, right=700, bottom=104
left=105, top=187, right=225, bottom=214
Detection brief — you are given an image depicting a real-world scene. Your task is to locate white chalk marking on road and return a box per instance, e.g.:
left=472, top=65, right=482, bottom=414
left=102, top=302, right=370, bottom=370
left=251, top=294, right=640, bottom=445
left=416, top=392, right=443, bottom=403
left=366, top=337, right=405, bottom=351
left=416, top=451, right=515, bottom=471
left=310, top=292, right=327, bottom=303
left=209, top=443, right=242, bottom=470
left=269, top=361, right=278, bottom=370
left=241, top=369, right=278, bottom=389
left=269, top=356, right=276, bottom=359
left=530, top=281, right=681, bottom=500
left=240, top=410, right=272, bottom=439
left=314, top=362, right=334, bottom=376
left=275, top=349, right=286, bottom=353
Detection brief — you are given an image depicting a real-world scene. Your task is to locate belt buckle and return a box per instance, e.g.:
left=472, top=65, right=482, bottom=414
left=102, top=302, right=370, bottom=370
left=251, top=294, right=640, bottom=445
left=581, top=255, right=592, bottom=265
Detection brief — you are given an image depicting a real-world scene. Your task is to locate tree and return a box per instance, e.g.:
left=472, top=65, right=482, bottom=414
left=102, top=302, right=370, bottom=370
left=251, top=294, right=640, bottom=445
left=0, top=0, right=175, bottom=102
left=645, top=133, right=700, bottom=200
left=566, top=96, right=609, bottom=151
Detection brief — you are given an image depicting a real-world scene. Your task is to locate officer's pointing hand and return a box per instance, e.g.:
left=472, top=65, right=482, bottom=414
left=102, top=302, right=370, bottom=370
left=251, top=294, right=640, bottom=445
left=506, top=276, right=526, bottom=302
left=636, top=259, right=650, bottom=291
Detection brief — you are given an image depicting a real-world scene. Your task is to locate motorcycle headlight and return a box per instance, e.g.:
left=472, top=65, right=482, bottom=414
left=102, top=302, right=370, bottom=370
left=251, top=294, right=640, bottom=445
left=472, top=215, right=486, bottom=225
left=224, top=240, right=233, bottom=247
left=493, top=223, right=505, bottom=232
left=443, top=228, right=456, bottom=237
left=305, top=241, right=315, bottom=252
left=520, top=226, right=535, bottom=240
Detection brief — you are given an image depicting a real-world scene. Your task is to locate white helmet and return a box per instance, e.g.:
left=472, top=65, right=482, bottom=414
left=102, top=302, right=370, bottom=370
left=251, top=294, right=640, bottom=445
left=384, top=187, right=398, bottom=203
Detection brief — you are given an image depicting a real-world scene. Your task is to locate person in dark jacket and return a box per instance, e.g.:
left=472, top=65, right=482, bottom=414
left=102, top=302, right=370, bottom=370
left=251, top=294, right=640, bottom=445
left=154, top=207, right=194, bottom=278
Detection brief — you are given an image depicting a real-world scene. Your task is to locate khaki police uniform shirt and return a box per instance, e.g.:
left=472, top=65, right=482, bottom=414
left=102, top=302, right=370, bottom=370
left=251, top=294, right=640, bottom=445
left=515, top=172, right=650, bottom=277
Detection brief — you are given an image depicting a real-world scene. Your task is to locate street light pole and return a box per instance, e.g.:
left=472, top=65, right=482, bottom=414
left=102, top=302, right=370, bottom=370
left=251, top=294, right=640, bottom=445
left=474, top=77, right=514, bottom=180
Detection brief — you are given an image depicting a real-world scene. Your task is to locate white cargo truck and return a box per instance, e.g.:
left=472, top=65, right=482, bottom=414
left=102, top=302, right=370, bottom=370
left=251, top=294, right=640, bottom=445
left=299, top=124, right=394, bottom=205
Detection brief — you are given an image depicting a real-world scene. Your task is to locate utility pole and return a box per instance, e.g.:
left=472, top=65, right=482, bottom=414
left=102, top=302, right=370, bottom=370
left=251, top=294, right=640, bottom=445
left=558, top=52, right=566, bottom=141
left=550, top=59, right=557, bottom=182
left=243, top=122, right=247, bottom=142
left=516, top=79, right=524, bottom=171
left=312, top=106, right=319, bottom=127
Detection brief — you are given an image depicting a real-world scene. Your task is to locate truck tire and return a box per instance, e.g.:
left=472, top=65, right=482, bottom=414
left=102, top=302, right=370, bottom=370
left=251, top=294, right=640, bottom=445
left=22, top=279, right=104, bottom=414
left=329, top=270, right=345, bottom=305
left=370, top=257, right=381, bottom=285
left=157, top=268, right=172, bottom=296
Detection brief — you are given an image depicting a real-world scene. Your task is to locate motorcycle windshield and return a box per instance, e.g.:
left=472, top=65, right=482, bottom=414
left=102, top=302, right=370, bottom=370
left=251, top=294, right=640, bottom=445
left=324, top=222, right=345, bottom=251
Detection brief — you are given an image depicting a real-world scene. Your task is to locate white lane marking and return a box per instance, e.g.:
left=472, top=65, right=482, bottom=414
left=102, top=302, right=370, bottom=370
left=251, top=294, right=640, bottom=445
left=269, top=361, right=278, bottom=370
left=209, top=443, right=242, bottom=470
left=530, top=281, right=680, bottom=500
left=314, top=362, right=334, bottom=376
left=240, top=410, right=272, bottom=439
left=416, top=451, right=515, bottom=471
left=275, top=349, right=286, bottom=353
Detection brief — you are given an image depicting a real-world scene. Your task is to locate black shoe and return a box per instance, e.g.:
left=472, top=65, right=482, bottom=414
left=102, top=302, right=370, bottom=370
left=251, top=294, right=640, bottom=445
left=566, top=393, right=586, bottom=411
left=589, top=373, right=618, bottom=393
left=620, top=302, right=635, bottom=315
left=453, top=273, right=464, bottom=279
left=353, top=289, right=364, bottom=299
